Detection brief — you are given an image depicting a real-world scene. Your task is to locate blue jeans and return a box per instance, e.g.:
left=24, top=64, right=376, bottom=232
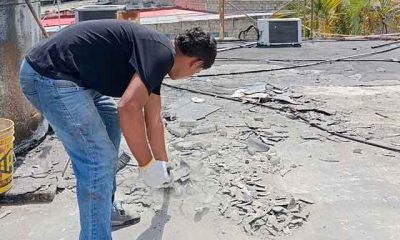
left=19, top=59, right=120, bottom=240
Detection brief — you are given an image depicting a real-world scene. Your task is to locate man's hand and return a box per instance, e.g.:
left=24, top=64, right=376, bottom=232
left=139, top=159, right=172, bottom=188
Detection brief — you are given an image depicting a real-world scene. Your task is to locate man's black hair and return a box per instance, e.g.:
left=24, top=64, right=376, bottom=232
left=175, top=27, right=217, bottom=69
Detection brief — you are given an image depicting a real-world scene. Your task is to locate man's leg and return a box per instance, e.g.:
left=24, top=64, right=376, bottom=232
left=20, top=65, right=116, bottom=239
left=92, top=92, right=139, bottom=227
left=44, top=86, right=116, bottom=240
left=92, top=92, right=121, bottom=201
left=93, top=92, right=121, bottom=155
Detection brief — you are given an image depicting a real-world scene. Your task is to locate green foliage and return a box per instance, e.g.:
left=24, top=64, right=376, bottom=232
left=274, top=0, right=400, bottom=35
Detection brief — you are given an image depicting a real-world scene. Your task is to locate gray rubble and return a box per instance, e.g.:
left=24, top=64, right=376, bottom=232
left=164, top=97, right=221, bottom=120
left=161, top=102, right=312, bottom=238
left=191, top=124, right=218, bottom=135
left=0, top=136, right=68, bottom=204
left=217, top=174, right=311, bottom=237
left=167, top=124, right=189, bottom=138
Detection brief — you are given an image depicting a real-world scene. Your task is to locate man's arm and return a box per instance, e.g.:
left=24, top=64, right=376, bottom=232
left=118, top=73, right=152, bottom=167
left=144, top=93, right=168, bottom=161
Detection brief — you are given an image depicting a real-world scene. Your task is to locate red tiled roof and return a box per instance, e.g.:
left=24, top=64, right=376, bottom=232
left=42, top=12, right=75, bottom=27
left=41, top=7, right=208, bottom=27
left=42, top=17, right=75, bottom=27
left=140, top=8, right=207, bottom=18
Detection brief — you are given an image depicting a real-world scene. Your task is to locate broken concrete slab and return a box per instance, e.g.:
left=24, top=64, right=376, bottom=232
left=245, top=119, right=268, bottom=129
left=243, top=93, right=269, bottom=103
left=174, top=141, right=204, bottom=151
left=167, top=124, right=189, bottom=138
left=231, top=89, right=247, bottom=98
left=171, top=166, right=191, bottom=183
left=191, top=124, right=217, bottom=135
left=247, top=138, right=270, bottom=152
left=0, top=135, right=68, bottom=204
left=271, top=95, right=301, bottom=105
left=294, top=194, right=315, bottom=204
left=161, top=110, right=177, bottom=121
left=260, top=137, right=276, bottom=146
left=214, top=168, right=312, bottom=237
left=300, top=133, right=322, bottom=141
left=0, top=177, right=57, bottom=204
left=166, top=97, right=222, bottom=120
left=179, top=120, right=198, bottom=128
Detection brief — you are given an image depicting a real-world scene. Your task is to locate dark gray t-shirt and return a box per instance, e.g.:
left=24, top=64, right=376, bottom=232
left=25, top=20, right=175, bottom=97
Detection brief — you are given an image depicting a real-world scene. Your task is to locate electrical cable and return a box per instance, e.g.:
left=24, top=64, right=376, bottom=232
left=224, top=0, right=260, bottom=41
left=371, top=39, right=400, bottom=49
left=238, top=25, right=260, bottom=40
left=217, top=42, right=257, bottom=52
left=216, top=57, right=400, bottom=63
left=269, top=58, right=400, bottom=63
left=194, top=44, right=400, bottom=77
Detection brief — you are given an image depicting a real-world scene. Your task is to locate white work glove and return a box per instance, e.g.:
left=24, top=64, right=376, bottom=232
left=139, top=159, right=172, bottom=188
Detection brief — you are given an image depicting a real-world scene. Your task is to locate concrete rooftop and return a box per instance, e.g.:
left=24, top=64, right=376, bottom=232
left=1, top=40, right=400, bottom=240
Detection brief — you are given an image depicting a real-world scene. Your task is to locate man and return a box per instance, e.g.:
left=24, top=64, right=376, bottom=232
left=19, top=19, right=217, bottom=239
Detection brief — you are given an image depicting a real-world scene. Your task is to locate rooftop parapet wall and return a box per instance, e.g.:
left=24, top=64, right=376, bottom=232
left=174, top=0, right=289, bottom=13
left=143, top=13, right=272, bottom=39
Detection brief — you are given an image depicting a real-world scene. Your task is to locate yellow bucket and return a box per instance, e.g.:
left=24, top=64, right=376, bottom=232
left=0, top=118, right=14, bottom=194
left=0, top=118, right=14, bottom=137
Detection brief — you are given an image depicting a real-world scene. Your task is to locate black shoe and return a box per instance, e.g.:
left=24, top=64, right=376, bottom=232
left=111, top=202, right=140, bottom=227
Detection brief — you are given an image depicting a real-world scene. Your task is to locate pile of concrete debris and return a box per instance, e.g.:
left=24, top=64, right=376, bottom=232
left=217, top=175, right=312, bottom=237
left=161, top=107, right=312, bottom=237
left=166, top=135, right=312, bottom=238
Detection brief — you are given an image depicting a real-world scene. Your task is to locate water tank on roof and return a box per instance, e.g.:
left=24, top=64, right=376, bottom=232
left=75, top=5, right=126, bottom=22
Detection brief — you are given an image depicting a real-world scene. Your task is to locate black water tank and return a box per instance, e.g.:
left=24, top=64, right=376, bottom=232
left=75, top=5, right=126, bottom=22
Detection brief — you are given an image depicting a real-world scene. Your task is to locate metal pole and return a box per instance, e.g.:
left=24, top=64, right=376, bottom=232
left=57, top=0, right=61, bottom=30
left=219, top=0, right=225, bottom=40
left=310, top=0, right=314, bottom=39
left=24, top=0, right=49, bottom=38
left=303, top=0, right=307, bottom=38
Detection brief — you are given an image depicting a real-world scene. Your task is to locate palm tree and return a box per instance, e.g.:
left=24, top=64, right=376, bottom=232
left=314, top=0, right=343, bottom=34
left=346, top=0, right=375, bottom=34
left=376, top=0, right=400, bottom=33
left=274, top=0, right=400, bottom=36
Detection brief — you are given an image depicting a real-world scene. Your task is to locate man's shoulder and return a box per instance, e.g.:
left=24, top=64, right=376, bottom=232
left=129, top=25, right=172, bottom=49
